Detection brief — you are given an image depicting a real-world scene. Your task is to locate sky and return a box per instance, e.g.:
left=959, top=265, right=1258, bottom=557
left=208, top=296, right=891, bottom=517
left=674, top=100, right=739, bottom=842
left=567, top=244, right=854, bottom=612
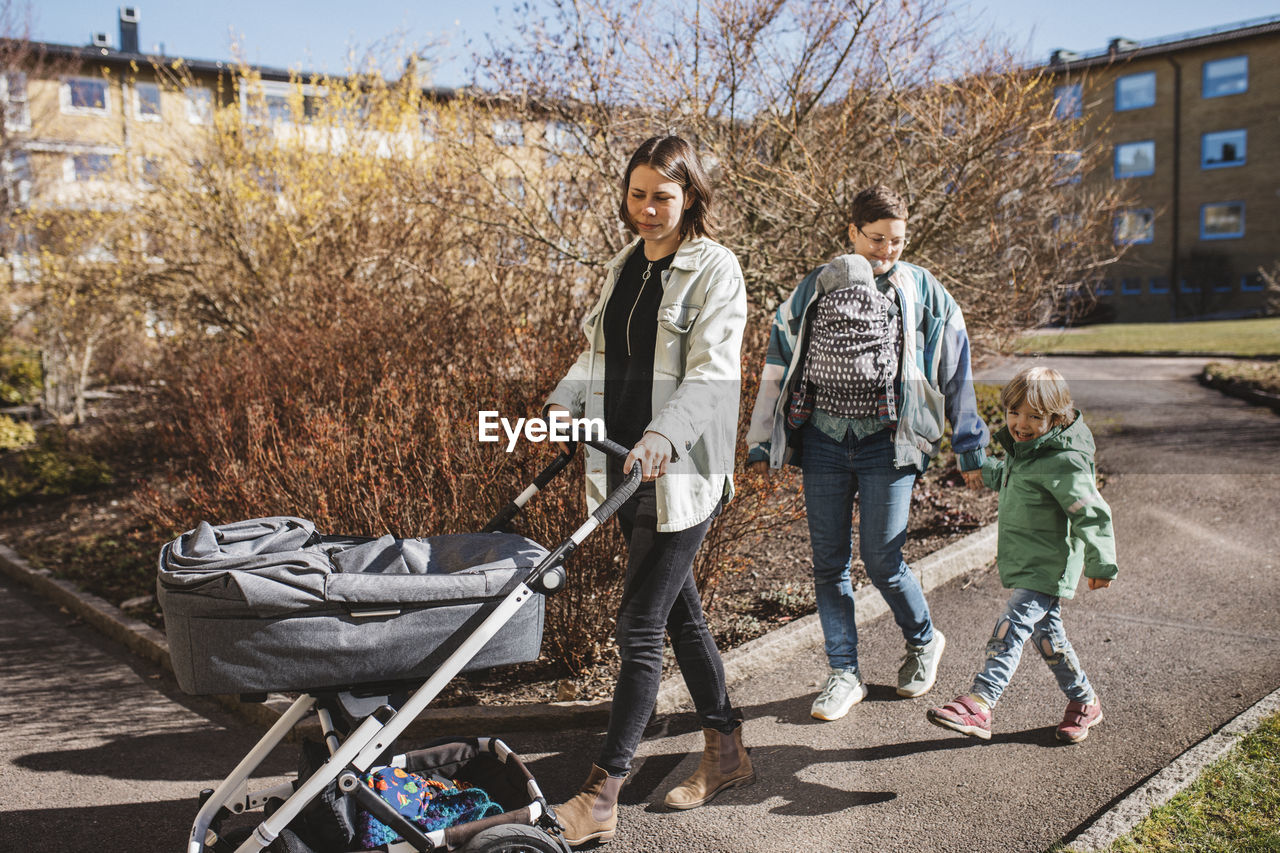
left=28, top=0, right=1280, bottom=88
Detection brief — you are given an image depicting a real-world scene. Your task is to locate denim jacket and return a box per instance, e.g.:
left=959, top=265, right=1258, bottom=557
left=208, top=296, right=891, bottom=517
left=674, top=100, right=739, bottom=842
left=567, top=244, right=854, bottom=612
left=746, top=259, right=989, bottom=472
left=546, top=236, right=747, bottom=532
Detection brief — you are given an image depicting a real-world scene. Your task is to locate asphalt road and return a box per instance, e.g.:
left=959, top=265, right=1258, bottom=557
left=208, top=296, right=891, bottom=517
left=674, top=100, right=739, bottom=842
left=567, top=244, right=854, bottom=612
left=2, top=355, right=1277, bottom=853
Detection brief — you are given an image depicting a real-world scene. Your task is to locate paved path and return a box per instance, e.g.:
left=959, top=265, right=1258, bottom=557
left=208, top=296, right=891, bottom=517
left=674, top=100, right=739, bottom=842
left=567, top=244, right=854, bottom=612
left=522, top=356, right=1280, bottom=852
left=1, top=355, right=1277, bottom=852
left=0, top=566, right=292, bottom=851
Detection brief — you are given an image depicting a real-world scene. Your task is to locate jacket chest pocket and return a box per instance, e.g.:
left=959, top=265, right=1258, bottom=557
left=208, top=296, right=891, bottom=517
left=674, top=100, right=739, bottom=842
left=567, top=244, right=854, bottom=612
left=655, top=302, right=702, bottom=377
left=658, top=302, right=701, bottom=333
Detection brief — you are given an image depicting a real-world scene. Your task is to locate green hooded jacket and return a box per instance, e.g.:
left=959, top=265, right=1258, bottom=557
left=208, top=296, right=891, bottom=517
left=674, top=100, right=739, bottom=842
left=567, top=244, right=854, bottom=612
left=981, top=410, right=1117, bottom=598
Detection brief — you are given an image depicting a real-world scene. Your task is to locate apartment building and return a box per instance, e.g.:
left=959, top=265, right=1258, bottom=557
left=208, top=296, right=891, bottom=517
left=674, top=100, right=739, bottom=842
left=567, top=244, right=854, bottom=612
left=1, top=7, right=506, bottom=217
left=1046, top=15, right=1280, bottom=322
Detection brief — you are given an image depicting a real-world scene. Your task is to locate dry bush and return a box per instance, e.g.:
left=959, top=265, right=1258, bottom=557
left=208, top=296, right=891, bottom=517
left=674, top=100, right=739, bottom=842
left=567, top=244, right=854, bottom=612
left=137, top=267, right=632, bottom=671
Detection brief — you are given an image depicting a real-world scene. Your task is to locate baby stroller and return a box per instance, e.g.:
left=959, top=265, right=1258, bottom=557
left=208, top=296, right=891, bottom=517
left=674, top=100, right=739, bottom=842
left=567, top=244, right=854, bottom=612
left=157, top=438, right=641, bottom=853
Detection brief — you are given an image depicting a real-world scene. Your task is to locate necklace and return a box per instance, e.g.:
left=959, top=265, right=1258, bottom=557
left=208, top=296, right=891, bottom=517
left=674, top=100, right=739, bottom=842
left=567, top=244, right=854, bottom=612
left=625, top=260, right=654, bottom=357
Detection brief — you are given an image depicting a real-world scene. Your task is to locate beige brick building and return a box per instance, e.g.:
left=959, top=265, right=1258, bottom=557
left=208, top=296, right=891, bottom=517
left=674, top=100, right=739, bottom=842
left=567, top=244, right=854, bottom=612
left=2, top=8, right=475, bottom=219
left=1046, top=15, right=1280, bottom=322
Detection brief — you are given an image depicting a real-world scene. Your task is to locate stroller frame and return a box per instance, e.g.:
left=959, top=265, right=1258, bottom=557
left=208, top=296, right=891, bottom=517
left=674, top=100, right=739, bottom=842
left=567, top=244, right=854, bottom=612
left=186, top=438, right=641, bottom=853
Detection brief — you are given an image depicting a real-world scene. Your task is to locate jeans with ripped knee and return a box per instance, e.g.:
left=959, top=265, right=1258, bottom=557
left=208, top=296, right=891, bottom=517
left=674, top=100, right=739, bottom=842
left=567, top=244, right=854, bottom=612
left=970, top=587, right=1096, bottom=707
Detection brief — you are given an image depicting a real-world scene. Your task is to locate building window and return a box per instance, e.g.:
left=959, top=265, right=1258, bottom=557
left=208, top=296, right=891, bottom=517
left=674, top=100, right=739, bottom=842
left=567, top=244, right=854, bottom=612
left=1213, top=279, right=1233, bottom=293
left=492, top=119, right=524, bottom=146
left=1200, top=202, right=1244, bottom=240
left=4, top=150, right=31, bottom=206
left=1053, top=84, right=1082, bottom=119
left=1179, top=279, right=1200, bottom=294
left=1114, top=209, right=1154, bottom=245
left=66, top=152, right=116, bottom=182
left=134, top=81, right=161, bottom=120
left=1203, top=56, right=1247, bottom=98
left=1120, top=278, right=1142, bottom=295
left=242, top=80, right=325, bottom=125
left=2, top=72, right=30, bottom=131
left=139, top=155, right=162, bottom=186
left=1201, top=129, right=1245, bottom=169
left=1114, top=140, right=1155, bottom=178
left=1115, top=71, right=1156, bottom=111
left=1095, top=279, right=1114, bottom=296
left=1149, top=276, right=1170, bottom=294
left=62, top=76, right=110, bottom=115
left=1053, top=151, right=1082, bottom=185
left=543, top=121, right=583, bottom=160
left=186, top=86, right=212, bottom=124
left=1240, top=273, right=1264, bottom=292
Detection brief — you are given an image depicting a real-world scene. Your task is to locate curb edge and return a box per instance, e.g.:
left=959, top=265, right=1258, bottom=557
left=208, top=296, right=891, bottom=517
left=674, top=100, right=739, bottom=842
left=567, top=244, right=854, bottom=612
left=1067, top=685, right=1280, bottom=852
left=0, top=522, right=998, bottom=732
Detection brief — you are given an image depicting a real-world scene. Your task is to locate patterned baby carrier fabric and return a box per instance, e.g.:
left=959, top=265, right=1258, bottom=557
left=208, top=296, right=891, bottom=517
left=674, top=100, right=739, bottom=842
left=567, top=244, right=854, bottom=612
left=805, top=254, right=901, bottom=419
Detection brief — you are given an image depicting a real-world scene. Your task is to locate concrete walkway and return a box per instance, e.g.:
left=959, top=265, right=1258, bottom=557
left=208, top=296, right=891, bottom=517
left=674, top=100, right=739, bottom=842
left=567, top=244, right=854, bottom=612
left=1, top=355, right=1277, bottom=852
left=526, top=356, right=1280, bottom=852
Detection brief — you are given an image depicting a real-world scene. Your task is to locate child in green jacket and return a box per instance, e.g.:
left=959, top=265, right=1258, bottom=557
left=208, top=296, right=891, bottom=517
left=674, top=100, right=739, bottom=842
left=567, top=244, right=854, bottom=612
left=927, top=366, right=1117, bottom=743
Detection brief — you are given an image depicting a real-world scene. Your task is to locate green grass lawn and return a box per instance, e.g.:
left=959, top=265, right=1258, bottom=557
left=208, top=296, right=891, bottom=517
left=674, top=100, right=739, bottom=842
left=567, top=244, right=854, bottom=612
left=1018, top=317, right=1280, bottom=357
left=1062, top=709, right=1280, bottom=853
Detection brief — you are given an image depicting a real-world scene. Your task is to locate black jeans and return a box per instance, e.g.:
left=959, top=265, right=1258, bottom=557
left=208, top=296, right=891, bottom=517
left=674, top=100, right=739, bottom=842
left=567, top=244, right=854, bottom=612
left=596, top=477, right=738, bottom=777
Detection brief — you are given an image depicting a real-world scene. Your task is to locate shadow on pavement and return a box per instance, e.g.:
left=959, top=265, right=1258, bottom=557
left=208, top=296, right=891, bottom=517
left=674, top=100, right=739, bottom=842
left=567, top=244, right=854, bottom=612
left=1, top=798, right=202, bottom=852
left=13, top=729, right=294, bottom=782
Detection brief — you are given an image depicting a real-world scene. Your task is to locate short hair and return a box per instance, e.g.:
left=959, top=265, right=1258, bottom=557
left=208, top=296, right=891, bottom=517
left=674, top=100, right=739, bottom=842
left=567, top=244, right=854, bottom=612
left=849, top=184, right=909, bottom=228
left=619, top=135, right=715, bottom=240
left=1000, top=366, right=1074, bottom=424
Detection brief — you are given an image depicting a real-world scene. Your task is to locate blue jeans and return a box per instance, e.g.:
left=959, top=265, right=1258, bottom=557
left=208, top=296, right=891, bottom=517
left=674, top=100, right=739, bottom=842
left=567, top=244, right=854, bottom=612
left=800, top=424, right=933, bottom=672
left=970, top=588, right=1096, bottom=707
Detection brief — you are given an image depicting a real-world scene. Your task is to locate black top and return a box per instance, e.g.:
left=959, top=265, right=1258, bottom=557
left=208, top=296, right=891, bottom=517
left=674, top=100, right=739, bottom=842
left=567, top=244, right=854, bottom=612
left=603, top=245, right=674, bottom=452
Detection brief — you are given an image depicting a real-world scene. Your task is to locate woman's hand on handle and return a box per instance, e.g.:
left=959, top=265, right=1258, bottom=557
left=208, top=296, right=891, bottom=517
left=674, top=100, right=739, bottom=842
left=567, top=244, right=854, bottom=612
left=546, top=404, right=572, bottom=441
left=625, top=431, right=674, bottom=482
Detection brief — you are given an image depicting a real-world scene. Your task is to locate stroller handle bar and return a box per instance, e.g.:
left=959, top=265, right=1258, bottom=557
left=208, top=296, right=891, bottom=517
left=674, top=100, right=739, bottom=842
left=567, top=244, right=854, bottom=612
left=524, top=437, right=640, bottom=594
left=482, top=435, right=642, bottom=536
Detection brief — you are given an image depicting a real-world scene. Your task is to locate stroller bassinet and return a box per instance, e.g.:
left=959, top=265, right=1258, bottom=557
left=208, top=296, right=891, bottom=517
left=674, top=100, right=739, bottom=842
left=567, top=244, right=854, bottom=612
left=158, top=518, right=548, bottom=695
left=168, top=438, right=641, bottom=853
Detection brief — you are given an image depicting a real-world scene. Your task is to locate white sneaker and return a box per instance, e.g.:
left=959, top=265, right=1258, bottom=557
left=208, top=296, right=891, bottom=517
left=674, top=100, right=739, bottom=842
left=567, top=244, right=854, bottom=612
left=897, top=630, right=946, bottom=698
left=810, top=668, right=867, bottom=721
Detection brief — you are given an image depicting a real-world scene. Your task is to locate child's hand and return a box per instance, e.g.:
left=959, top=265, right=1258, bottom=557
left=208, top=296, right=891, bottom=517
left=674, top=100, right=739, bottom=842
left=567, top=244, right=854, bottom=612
left=960, top=469, right=983, bottom=490
left=1087, top=577, right=1112, bottom=590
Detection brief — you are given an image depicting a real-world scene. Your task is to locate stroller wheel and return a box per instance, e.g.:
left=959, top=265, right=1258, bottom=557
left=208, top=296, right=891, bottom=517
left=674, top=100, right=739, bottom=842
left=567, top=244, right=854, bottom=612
left=460, top=823, right=566, bottom=853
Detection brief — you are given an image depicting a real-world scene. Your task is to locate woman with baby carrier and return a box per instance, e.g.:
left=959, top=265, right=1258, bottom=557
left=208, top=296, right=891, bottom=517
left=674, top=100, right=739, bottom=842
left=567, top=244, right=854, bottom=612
left=745, top=184, right=990, bottom=723
left=544, top=135, right=754, bottom=846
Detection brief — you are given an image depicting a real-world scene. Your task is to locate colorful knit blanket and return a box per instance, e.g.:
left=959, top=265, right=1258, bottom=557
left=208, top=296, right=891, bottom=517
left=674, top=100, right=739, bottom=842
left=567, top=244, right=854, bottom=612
left=357, top=766, right=504, bottom=849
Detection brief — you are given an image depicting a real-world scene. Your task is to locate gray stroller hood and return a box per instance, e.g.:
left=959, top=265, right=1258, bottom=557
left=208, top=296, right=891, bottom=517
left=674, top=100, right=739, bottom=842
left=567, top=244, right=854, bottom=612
left=158, top=517, right=548, bottom=695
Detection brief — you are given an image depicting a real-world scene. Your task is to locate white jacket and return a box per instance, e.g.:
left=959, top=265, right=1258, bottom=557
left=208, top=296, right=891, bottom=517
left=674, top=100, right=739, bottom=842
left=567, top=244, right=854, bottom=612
left=546, top=236, right=747, bottom=531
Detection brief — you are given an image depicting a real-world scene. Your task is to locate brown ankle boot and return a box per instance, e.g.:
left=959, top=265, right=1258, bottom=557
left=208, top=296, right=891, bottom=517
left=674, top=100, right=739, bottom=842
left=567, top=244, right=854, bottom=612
left=556, top=764, right=626, bottom=846
left=663, top=725, right=756, bottom=810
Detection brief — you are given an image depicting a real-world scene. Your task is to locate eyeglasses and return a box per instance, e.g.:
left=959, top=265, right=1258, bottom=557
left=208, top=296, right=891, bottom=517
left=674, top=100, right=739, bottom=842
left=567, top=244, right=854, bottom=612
left=857, top=226, right=909, bottom=251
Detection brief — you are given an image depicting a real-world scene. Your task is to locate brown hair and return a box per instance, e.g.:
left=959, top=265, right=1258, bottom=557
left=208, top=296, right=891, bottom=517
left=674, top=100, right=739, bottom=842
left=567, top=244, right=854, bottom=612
left=1000, top=366, right=1075, bottom=426
left=618, top=135, right=715, bottom=240
left=849, top=184, right=909, bottom=228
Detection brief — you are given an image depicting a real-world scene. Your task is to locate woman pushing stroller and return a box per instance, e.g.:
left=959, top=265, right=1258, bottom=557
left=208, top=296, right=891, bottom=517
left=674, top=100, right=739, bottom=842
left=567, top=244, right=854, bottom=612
left=544, top=135, right=754, bottom=845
